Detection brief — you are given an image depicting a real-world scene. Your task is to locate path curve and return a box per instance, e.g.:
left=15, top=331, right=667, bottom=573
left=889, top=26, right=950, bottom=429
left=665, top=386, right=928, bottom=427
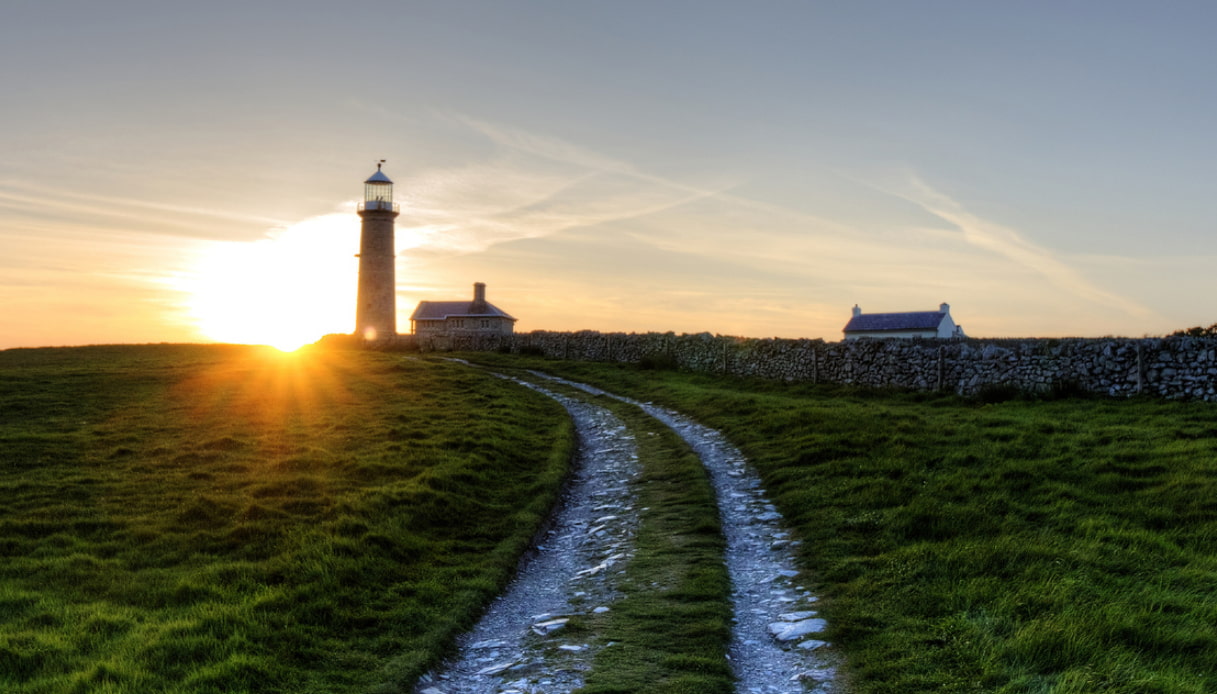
left=535, top=374, right=842, bottom=694
left=415, top=379, right=641, bottom=694
left=420, top=367, right=841, bottom=693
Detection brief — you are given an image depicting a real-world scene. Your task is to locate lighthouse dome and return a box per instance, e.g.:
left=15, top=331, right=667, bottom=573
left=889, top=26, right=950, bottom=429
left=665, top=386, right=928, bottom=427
left=365, top=169, right=393, bottom=185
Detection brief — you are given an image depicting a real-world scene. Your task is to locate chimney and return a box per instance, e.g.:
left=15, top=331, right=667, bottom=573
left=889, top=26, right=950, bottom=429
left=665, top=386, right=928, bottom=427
left=939, top=302, right=950, bottom=314
left=472, top=282, right=488, bottom=312
left=852, top=304, right=862, bottom=317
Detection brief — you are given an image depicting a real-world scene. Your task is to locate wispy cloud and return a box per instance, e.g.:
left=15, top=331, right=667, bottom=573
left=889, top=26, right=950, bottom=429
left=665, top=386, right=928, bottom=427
left=459, top=115, right=860, bottom=233
left=397, top=117, right=729, bottom=256
left=875, top=174, right=1154, bottom=320
left=398, top=113, right=888, bottom=277
left=0, top=181, right=291, bottom=241
left=384, top=116, right=1162, bottom=337
left=417, top=117, right=1029, bottom=331
left=456, top=115, right=633, bottom=173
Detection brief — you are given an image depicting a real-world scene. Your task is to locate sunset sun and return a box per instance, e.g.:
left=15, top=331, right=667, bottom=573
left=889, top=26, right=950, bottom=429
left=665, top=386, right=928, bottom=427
left=181, top=213, right=360, bottom=351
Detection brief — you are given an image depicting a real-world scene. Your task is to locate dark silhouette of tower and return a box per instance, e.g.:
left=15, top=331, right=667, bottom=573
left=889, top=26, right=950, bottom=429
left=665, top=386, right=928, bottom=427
left=356, top=162, right=399, bottom=341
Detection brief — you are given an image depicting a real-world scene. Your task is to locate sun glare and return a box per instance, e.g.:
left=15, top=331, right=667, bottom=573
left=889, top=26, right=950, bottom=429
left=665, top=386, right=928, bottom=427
left=180, top=214, right=359, bottom=351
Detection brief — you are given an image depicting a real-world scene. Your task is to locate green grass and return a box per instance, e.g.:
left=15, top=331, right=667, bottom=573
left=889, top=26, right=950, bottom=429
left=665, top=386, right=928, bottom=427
left=468, top=353, right=1217, bottom=694
left=10, top=344, right=1217, bottom=693
left=0, top=345, right=572, bottom=693
left=545, top=388, right=734, bottom=694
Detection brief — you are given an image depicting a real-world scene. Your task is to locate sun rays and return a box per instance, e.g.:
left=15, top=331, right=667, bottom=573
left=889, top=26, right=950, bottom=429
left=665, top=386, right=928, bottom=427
left=170, top=346, right=367, bottom=456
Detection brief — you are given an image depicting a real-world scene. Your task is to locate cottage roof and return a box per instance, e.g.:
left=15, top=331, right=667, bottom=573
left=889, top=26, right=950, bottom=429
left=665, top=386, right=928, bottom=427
left=410, top=300, right=517, bottom=322
left=843, top=311, right=946, bottom=333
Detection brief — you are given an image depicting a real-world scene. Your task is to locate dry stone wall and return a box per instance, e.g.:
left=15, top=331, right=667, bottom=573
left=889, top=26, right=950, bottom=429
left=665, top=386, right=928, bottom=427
left=399, top=331, right=1217, bottom=401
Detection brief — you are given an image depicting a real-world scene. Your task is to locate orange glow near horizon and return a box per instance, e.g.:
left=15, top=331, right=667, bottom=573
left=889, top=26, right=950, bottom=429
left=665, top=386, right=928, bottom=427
left=171, top=345, right=365, bottom=453
left=177, top=214, right=360, bottom=351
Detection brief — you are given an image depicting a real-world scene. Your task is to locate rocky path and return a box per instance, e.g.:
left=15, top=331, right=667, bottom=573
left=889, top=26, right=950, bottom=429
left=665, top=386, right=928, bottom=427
left=418, top=368, right=842, bottom=693
left=538, top=374, right=841, bottom=694
left=415, top=378, right=642, bottom=694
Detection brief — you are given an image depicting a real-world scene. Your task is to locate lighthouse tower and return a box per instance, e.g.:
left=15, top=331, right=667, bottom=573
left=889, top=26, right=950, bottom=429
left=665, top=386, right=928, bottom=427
left=355, top=162, right=400, bottom=341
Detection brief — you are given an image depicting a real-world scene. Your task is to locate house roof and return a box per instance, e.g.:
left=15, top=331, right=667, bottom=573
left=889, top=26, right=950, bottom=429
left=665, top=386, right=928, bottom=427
left=410, top=301, right=517, bottom=322
left=843, top=311, right=946, bottom=333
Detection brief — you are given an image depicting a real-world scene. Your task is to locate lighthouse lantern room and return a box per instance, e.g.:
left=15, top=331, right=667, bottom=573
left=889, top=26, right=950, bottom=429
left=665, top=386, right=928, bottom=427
left=360, top=162, right=399, bottom=213
left=355, top=161, right=400, bottom=341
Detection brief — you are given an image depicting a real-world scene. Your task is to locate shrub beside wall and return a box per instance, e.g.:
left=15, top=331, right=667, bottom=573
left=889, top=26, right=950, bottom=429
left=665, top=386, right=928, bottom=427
left=396, top=331, right=1217, bottom=401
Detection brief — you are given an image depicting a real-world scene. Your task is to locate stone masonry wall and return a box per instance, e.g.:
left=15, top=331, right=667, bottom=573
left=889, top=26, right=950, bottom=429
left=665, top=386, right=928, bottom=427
left=397, top=331, right=1217, bottom=401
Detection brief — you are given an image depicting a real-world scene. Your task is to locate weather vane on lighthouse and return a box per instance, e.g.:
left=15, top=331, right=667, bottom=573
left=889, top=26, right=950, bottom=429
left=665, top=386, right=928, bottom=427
left=355, top=160, right=399, bottom=342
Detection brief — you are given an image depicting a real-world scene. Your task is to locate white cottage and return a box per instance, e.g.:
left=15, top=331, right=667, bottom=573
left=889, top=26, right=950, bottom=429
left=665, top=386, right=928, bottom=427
left=843, top=303, right=965, bottom=340
left=410, top=283, right=517, bottom=337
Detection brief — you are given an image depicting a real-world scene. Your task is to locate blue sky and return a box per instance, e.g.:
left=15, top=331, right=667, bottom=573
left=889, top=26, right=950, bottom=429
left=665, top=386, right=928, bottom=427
left=2, top=1, right=1214, bottom=348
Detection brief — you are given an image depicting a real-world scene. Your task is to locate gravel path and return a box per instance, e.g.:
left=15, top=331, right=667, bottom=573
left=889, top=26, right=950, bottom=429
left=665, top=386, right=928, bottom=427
left=419, top=367, right=842, bottom=693
left=415, top=379, right=642, bottom=694
left=534, top=374, right=842, bottom=694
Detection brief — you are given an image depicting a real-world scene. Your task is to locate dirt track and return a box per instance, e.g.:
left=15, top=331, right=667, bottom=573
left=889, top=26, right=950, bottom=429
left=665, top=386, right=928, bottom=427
left=417, top=370, right=841, bottom=693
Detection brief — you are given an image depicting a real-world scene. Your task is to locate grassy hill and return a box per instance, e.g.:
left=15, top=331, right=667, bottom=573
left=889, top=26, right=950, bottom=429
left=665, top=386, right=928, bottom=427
left=474, top=354, right=1217, bottom=693
left=0, top=345, right=572, bottom=693
left=5, top=345, right=1217, bottom=693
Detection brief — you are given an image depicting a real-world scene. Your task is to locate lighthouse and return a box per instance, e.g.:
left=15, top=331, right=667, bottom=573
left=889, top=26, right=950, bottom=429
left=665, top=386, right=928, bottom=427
left=355, top=162, right=400, bottom=341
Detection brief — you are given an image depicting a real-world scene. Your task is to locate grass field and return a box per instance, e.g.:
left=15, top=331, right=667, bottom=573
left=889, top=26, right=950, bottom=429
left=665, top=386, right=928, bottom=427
left=559, top=392, right=733, bottom=694
left=0, top=345, right=573, bottom=693
left=470, top=354, right=1217, bottom=694
left=7, top=344, right=1217, bottom=693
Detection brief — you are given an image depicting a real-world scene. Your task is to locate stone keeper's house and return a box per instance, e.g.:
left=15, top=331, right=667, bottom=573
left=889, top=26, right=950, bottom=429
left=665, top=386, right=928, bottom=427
left=409, top=283, right=517, bottom=337
left=843, top=303, right=966, bottom=340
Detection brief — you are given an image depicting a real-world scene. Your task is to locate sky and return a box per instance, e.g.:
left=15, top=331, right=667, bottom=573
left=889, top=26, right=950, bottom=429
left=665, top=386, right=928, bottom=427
left=2, top=1, right=1215, bottom=350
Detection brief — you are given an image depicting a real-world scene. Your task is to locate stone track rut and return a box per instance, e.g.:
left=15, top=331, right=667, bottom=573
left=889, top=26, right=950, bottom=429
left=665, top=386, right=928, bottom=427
left=416, top=370, right=841, bottom=693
